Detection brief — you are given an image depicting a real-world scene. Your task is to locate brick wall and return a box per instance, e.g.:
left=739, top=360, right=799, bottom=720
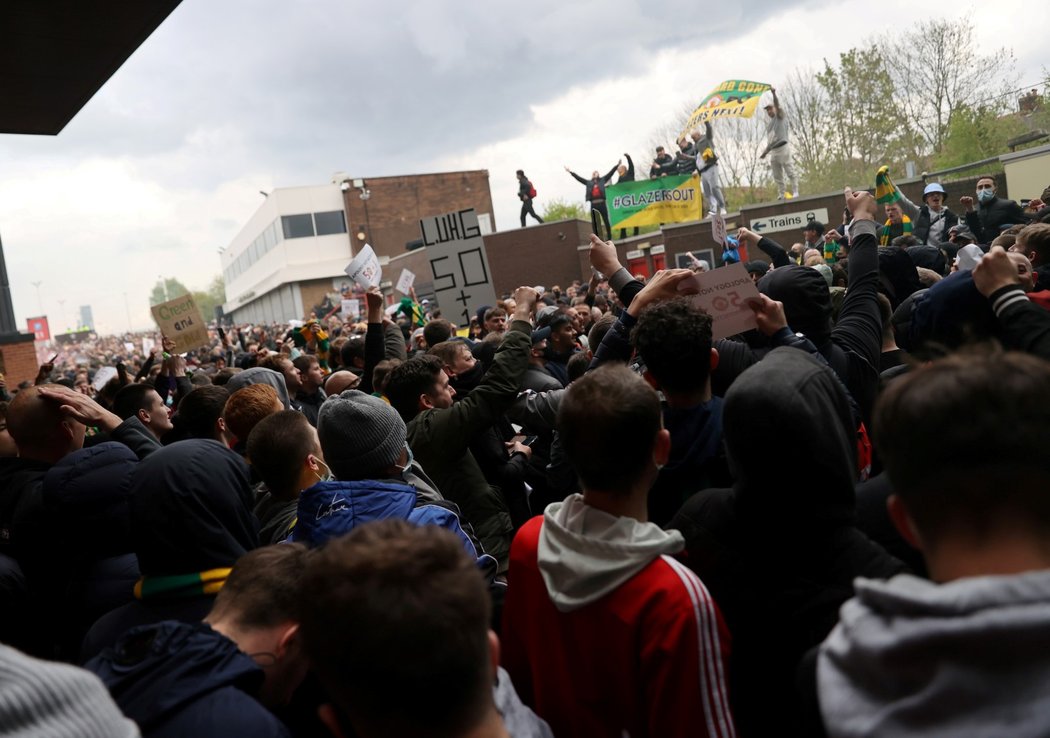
left=483, top=219, right=592, bottom=297
left=0, top=334, right=41, bottom=387
left=342, top=170, right=495, bottom=261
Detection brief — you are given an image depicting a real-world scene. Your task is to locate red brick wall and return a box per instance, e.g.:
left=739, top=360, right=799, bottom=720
left=0, top=335, right=41, bottom=387
left=342, top=170, right=495, bottom=261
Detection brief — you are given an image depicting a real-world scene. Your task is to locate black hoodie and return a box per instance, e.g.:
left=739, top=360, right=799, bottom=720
left=669, top=348, right=906, bottom=738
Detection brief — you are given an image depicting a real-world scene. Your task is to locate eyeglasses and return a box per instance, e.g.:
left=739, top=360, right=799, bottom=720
left=591, top=209, right=609, bottom=242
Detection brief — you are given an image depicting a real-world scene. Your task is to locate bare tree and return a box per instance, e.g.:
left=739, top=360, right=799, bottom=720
left=780, top=68, right=833, bottom=189
left=880, top=16, right=1017, bottom=156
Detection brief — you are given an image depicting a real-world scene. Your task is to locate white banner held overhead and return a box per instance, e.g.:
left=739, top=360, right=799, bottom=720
left=344, top=244, right=382, bottom=289
left=418, top=208, right=498, bottom=328
left=396, top=268, right=416, bottom=295
left=711, top=212, right=728, bottom=246
left=340, top=299, right=360, bottom=320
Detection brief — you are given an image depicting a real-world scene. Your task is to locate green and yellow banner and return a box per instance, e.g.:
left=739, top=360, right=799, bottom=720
left=681, top=79, right=771, bottom=137
left=607, top=174, right=703, bottom=229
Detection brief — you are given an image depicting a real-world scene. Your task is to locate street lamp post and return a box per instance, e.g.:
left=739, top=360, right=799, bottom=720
left=31, top=281, right=43, bottom=315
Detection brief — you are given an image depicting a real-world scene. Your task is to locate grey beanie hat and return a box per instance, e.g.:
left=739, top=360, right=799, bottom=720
left=318, top=390, right=407, bottom=480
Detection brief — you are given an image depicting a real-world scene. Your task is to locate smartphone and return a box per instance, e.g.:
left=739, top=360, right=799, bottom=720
left=590, top=209, right=609, bottom=242
left=217, top=326, right=226, bottom=341
left=522, top=435, right=538, bottom=447
left=48, top=353, right=59, bottom=363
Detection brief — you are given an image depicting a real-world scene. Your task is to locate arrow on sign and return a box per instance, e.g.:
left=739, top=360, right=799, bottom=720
left=752, top=221, right=766, bottom=232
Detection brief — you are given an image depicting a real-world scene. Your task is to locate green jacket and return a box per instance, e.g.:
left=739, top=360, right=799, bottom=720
left=406, top=319, right=531, bottom=572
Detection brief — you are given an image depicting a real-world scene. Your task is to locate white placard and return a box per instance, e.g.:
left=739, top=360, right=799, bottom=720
left=418, top=208, right=498, bottom=327
left=340, top=299, right=360, bottom=320
left=142, top=337, right=155, bottom=355
left=677, top=262, right=760, bottom=340
left=123, top=342, right=135, bottom=353
left=92, top=366, right=118, bottom=391
left=748, top=207, right=830, bottom=236
left=344, top=244, right=382, bottom=289
left=396, top=268, right=416, bottom=295
left=711, top=212, right=728, bottom=246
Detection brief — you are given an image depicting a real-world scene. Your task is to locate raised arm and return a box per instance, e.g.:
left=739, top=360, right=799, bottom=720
left=738, top=227, right=790, bottom=268
left=565, top=166, right=588, bottom=185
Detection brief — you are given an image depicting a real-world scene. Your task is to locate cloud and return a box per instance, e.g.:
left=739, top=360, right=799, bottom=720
left=0, top=0, right=1036, bottom=334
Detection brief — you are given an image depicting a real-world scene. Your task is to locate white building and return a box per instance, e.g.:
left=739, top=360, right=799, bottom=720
left=220, top=184, right=353, bottom=324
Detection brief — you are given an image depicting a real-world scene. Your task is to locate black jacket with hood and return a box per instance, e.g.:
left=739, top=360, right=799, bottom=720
left=669, top=348, right=907, bottom=738
left=82, top=440, right=260, bottom=661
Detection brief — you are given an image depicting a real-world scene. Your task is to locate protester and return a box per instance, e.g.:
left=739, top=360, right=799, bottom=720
left=649, top=145, right=676, bottom=178
left=898, top=182, right=958, bottom=245
left=759, top=87, right=799, bottom=199
left=516, top=169, right=544, bottom=227
left=962, top=174, right=1030, bottom=244
left=565, top=162, right=618, bottom=235
left=300, top=519, right=551, bottom=738
left=386, top=286, right=538, bottom=571
left=292, top=354, right=326, bottom=426
left=820, top=350, right=1050, bottom=737
left=691, top=122, right=727, bottom=215
left=502, top=365, right=735, bottom=737
left=87, top=544, right=309, bottom=737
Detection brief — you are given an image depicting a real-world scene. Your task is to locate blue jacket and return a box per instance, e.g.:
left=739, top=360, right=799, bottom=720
left=86, top=620, right=289, bottom=738
left=291, top=479, right=495, bottom=569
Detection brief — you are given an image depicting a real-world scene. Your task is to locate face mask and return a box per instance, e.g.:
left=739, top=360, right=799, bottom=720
left=395, top=444, right=415, bottom=478
left=977, top=189, right=995, bottom=203
left=312, top=457, right=334, bottom=483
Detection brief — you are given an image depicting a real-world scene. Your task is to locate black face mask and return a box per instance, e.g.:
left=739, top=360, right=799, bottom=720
left=450, top=362, right=485, bottom=396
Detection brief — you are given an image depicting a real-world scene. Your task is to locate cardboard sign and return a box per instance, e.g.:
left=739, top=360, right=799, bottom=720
left=396, top=268, right=416, bottom=295
left=150, top=294, right=209, bottom=354
left=340, top=299, right=360, bottom=320
left=678, top=262, right=760, bottom=340
left=92, top=366, right=118, bottom=391
left=711, top=212, right=728, bottom=246
left=418, top=208, right=498, bottom=327
left=344, top=244, right=381, bottom=289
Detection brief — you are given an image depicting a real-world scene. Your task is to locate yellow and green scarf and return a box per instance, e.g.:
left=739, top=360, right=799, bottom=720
left=879, top=215, right=913, bottom=246
left=134, top=568, right=231, bottom=601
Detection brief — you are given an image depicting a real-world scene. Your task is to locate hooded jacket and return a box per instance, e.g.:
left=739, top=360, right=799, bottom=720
left=669, top=348, right=906, bottom=738
left=502, top=496, right=735, bottom=738
left=291, top=478, right=495, bottom=570
left=225, top=367, right=292, bottom=410
left=819, top=570, right=1050, bottom=738
left=86, top=620, right=288, bottom=738
left=82, top=441, right=260, bottom=661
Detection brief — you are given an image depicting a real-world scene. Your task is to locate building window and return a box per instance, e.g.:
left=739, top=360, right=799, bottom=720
left=314, top=210, right=347, bottom=236
left=282, top=213, right=315, bottom=239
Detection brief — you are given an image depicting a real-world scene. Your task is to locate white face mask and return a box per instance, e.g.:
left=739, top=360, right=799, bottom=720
left=312, top=457, right=334, bottom=483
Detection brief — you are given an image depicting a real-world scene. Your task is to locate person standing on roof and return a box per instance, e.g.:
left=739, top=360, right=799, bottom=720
left=759, top=87, right=799, bottom=200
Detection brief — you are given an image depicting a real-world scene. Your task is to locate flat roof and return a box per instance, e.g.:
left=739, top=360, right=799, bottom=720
left=2, top=1, right=183, bottom=135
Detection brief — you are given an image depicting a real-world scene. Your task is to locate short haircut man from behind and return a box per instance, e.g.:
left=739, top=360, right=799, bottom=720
left=557, top=364, right=662, bottom=495
left=300, top=519, right=494, bottom=738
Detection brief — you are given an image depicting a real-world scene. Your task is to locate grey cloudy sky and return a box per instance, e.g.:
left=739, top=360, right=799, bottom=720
left=0, top=0, right=1041, bottom=334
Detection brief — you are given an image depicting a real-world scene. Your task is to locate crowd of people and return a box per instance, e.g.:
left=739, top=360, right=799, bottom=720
left=523, top=87, right=798, bottom=233
left=0, top=166, right=1049, bottom=737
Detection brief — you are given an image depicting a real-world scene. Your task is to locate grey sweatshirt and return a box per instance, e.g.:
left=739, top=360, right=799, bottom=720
left=819, top=570, right=1050, bottom=737
left=0, top=642, right=140, bottom=738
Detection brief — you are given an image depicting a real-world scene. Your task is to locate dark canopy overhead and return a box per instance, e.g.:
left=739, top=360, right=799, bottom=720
left=1, top=1, right=183, bottom=135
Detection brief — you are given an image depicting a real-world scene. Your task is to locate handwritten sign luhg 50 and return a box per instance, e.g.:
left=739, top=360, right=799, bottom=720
left=418, top=208, right=498, bottom=328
